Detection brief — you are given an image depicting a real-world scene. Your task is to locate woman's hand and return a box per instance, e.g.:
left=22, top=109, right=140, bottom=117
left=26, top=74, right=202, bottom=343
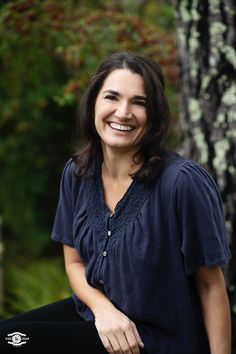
left=94, top=304, right=144, bottom=354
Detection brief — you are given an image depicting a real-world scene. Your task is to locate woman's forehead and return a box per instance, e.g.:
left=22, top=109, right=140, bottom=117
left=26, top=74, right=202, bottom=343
left=100, top=68, right=146, bottom=96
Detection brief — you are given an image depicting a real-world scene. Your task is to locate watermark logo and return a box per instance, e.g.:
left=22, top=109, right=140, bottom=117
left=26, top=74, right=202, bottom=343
left=5, top=332, right=29, bottom=347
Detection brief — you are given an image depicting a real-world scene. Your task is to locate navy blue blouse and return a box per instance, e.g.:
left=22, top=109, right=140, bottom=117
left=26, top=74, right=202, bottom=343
left=51, top=155, right=231, bottom=354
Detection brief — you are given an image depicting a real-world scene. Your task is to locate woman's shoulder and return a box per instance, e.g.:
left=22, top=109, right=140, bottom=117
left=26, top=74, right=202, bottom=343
left=162, top=152, right=211, bottom=175
left=62, top=156, right=87, bottom=178
left=61, top=158, right=76, bottom=178
left=160, top=152, right=218, bottom=192
left=59, top=158, right=83, bottom=194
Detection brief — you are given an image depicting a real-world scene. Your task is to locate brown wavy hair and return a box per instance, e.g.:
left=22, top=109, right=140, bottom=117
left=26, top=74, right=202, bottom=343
left=73, top=52, right=171, bottom=184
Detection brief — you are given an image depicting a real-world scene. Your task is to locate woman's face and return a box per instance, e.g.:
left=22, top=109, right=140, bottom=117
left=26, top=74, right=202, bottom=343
left=94, top=69, right=148, bottom=154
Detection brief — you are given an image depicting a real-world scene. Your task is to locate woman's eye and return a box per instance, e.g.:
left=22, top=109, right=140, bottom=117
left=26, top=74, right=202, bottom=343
left=134, top=100, right=146, bottom=107
left=104, top=95, right=117, bottom=101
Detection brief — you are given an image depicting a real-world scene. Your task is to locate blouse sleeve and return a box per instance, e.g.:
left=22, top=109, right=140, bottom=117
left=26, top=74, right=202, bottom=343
left=174, top=160, right=231, bottom=275
left=51, top=159, right=79, bottom=247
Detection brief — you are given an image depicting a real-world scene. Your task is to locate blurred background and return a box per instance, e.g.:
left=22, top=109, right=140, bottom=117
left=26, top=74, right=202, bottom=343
left=0, top=0, right=235, bottom=349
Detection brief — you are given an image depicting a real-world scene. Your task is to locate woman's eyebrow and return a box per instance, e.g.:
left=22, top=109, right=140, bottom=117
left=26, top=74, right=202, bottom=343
left=103, top=90, right=120, bottom=96
left=102, top=90, right=147, bottom=101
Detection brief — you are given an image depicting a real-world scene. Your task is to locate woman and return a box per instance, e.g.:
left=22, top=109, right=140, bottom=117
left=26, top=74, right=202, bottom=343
left=0, top=52, right=232, bottom=354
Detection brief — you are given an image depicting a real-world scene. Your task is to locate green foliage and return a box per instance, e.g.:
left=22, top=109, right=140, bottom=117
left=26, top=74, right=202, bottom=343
left=0, top=0, right=178, bottom=258
left=121, top=0, right=176, bottom=31
left=1, top=258, right=70, bottom=318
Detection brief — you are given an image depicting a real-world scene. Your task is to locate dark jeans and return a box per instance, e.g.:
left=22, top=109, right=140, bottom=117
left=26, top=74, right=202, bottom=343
left=0, top=297, right=108, bottom=353
left=0, top=297, right=147, bottom=354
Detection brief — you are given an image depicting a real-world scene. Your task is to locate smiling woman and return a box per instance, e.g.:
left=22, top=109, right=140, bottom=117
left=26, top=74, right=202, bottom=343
left=0, top=52, right=231, bottom=354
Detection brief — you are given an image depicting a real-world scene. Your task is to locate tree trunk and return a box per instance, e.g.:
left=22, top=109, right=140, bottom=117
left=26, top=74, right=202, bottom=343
left=174, top=0, right=236, bottom=333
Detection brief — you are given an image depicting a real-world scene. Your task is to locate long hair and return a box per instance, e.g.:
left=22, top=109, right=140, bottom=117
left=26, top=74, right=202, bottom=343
left=73, top=52, right=171, bottom=183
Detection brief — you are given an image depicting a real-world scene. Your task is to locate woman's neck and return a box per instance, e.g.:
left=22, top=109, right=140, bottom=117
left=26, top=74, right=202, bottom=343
left=102, top=147, right=141, bottom=181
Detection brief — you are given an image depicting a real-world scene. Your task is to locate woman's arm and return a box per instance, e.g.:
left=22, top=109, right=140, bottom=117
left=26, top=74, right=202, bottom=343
left=195, top=266, right=232, bottom=354
left=63, top=245, right=144, bottom=354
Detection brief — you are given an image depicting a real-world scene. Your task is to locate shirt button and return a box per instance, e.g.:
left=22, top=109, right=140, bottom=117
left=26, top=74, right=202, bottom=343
left=109, top=213, right=113, bottom=218
left=103, top=251, right=107, bottom=257
left=99, top=279, right=104, bottom=284
left=107, top=230, right=112, bottom=237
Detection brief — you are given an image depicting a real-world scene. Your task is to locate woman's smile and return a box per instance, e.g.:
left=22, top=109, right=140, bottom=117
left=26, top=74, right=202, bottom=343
left=108, top=122, right=135, bottom=132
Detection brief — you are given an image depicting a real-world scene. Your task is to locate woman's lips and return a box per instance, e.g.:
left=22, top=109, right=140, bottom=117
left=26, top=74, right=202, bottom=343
left=108, top=122, right=135, bottom=132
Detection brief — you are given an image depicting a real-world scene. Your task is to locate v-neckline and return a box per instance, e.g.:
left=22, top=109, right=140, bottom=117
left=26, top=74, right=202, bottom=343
left=97, top=167, right=136, bottom=215
left=85, top=163, right=152, bottom=239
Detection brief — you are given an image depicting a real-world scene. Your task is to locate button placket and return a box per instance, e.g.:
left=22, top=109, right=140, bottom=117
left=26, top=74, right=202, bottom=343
left=98, top=213, right=114, bottom=283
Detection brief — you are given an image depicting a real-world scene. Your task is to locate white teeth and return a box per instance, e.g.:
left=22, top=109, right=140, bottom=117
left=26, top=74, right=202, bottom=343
left=109, top=122, right=134, bottom=132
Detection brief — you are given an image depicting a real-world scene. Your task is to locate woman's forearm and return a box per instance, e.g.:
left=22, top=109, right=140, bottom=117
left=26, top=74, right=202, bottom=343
left=65, top=261, right=115, bottom=314
left=198, top=280, right=231, bottom=354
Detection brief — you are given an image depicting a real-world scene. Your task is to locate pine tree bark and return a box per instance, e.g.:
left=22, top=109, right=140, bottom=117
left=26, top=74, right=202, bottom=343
left=174, top=0, right=236, bottom=318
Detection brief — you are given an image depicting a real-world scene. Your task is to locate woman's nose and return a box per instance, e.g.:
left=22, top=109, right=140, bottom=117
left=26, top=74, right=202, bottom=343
left=115, top=102, right=132, bottom=119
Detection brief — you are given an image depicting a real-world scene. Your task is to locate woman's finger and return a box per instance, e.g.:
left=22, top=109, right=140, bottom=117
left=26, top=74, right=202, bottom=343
left=123, top=328, right=141, bottom=354
left=108, top=333, right=123, bottom=354
left=99, top=333, right=115, bottom=354
left=131, top=322, right=145, bottom=349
